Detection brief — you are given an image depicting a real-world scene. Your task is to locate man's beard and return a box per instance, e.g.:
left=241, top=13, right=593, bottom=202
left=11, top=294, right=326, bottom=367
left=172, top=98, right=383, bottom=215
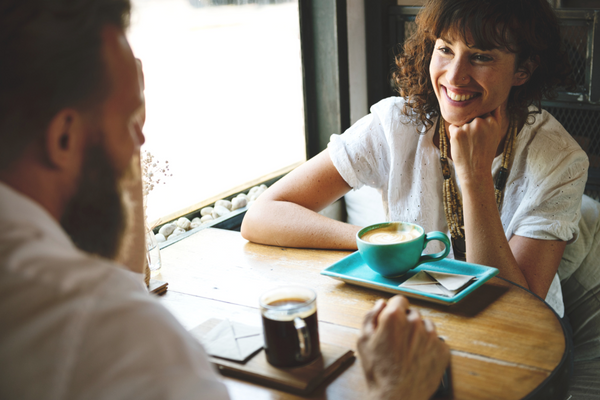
left=60, top=144, right=129, bottom=260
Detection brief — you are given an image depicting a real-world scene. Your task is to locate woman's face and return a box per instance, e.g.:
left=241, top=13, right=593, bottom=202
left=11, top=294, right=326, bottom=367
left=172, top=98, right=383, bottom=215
left=429, top=35, right=528, bottom=126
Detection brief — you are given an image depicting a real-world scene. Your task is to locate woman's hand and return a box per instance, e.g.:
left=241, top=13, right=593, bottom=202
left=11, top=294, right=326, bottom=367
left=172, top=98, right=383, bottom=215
left=447, top=104, right=510, bottom=185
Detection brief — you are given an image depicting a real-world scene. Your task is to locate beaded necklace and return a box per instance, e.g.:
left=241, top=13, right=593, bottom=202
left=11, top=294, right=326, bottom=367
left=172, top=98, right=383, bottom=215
left=438, top=117, right=517, bottom=261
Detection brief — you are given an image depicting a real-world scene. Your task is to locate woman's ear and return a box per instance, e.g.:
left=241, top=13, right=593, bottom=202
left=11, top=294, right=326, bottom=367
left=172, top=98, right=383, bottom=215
left=44, top=109, right=87, bottom=170
left=513, top=57, right=539, bottom=87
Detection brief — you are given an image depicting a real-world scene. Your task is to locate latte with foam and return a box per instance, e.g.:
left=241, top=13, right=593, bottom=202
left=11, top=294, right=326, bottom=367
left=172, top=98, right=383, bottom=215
left=361, top=225, right=421, bottom=244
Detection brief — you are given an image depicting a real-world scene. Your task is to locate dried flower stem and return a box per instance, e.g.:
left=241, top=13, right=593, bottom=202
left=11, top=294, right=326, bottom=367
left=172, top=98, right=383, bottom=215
left=141, top=149, right=172, bottom=229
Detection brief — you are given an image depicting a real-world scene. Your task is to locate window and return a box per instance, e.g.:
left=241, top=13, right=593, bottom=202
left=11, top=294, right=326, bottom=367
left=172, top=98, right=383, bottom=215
left=128, top=0, right=306, bottom=225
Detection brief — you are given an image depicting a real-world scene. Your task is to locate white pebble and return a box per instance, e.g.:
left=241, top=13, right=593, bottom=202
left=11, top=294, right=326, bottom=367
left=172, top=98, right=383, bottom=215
left=236, top=193, right=248, bottom=199
left=191, top=217, right=201, bottom=224
left=190, top=221, right=202, bottom=229
left=200, top=207, right=214, bottom=217
left=176, top=217, right=191, bottom=230
left=249, top=187, right=265, bottom=201
left=170, top=227, right=186, bottom=238
left=212, top=205, right=231, bottom=219
left=215, top=199, right=232, bottom=211
left=158, top=223, right=176, bottom=238
left=201, top=215, right=214, bottom=223
left=231, top=196, right=247, bottom=210
left=260, top=184, right=267, bottom=190
left=155, top=233, right=166, bottom=243
left=249, top=186, right=260, bottom=195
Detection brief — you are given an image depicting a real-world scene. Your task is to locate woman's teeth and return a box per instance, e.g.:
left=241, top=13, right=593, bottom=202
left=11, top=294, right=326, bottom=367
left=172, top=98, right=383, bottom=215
left=447, top=90, right=475, bottom=102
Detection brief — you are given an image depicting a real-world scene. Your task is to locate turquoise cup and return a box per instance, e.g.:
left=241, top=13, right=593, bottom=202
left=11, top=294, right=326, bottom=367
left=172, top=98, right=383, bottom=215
left=357, top=222, right=451, bottom=278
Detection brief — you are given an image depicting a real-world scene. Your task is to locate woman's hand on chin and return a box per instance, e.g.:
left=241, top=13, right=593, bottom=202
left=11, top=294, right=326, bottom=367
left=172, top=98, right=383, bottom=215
left=448, top=104, right=510, bottom=186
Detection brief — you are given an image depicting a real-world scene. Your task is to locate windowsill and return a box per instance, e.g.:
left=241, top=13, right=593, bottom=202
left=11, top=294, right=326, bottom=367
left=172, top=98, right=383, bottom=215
left=152, top=164, right=302, bottom=249
left=148, top=161, right=303, bottom=230
left=157, top=207, right=247, bottom=250
left=157, top=198, right=347, bottom=250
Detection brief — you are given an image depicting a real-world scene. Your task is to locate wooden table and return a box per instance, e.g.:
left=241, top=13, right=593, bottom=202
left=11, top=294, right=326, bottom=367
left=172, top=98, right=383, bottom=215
left=154, top=228, right=570, bottom=399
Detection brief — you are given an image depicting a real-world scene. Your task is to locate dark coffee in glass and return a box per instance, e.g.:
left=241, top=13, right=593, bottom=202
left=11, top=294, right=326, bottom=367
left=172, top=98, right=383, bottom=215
left=259, top=287, right=321, bottom=367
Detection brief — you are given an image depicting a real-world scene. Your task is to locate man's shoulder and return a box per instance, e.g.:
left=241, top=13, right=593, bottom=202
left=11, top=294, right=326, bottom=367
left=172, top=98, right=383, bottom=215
left=0, top=232, right=169, bottom=399
left=0, top=225, right=141, bottom=296
left=0, top=234, right=227, bottom=399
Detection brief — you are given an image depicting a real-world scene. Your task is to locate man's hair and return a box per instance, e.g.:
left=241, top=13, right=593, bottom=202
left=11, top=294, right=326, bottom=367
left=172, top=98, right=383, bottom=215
left=392, top=0, right=573, bottom=131
left=0, top=0, right=131, bottom=169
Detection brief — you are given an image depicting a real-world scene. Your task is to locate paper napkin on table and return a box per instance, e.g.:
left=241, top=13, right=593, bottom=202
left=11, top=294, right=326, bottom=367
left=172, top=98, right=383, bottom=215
left=399, top=270, right=476, bottom=297
left=200, top=319, right=264, bottom=363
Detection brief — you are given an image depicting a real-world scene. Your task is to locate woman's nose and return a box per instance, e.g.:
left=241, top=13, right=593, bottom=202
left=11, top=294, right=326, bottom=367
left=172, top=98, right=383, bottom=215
left=446, top=56, right=470, bottom=85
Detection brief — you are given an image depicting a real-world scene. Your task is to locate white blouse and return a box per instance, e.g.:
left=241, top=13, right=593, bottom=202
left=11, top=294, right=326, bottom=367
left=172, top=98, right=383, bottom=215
left=329, top=97, right=589, bottom=317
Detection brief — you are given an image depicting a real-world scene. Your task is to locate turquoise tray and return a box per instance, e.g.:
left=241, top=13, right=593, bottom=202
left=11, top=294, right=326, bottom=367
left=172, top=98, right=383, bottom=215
left=321, top=252, right=499, bottom=305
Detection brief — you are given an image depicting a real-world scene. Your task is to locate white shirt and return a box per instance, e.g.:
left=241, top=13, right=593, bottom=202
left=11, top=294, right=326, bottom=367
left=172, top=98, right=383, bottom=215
left=329, top=97, right=589, bottom=317
left=0, top=182, right=229, bottom=400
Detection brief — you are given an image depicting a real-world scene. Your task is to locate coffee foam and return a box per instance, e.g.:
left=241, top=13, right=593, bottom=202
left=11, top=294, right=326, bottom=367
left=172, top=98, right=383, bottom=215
left=361, top=225, right=421, bottom=244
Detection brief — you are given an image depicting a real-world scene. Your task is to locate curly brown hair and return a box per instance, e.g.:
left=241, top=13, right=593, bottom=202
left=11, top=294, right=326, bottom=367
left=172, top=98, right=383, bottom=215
left=392, top=0, right=573, bottom=131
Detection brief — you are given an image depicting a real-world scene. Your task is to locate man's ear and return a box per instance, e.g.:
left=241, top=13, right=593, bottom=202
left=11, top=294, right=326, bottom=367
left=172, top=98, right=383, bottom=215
left=513, top=57, right=539, bottom=87
left=45, top=109, right=87, bottom=170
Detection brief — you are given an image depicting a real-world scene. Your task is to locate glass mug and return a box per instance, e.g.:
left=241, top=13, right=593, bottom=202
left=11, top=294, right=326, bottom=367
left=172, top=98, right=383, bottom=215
left=259, top=286, right=321, bottom=367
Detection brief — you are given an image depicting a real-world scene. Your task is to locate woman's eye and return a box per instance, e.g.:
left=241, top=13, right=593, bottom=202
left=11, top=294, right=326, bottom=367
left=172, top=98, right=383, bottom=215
left=473, top=54, right=492, bottom=62
left=437, top=47, right=452, bottom=55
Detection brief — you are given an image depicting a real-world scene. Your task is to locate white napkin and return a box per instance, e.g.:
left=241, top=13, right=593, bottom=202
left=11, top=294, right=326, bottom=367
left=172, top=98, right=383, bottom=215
left=399, top=270, right=476, bottom=297
left=200, top=319, right=264, bottom=362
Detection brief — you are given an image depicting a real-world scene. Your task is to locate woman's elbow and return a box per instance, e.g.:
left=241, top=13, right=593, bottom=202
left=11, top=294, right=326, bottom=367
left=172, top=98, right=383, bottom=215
left=240, top=199, right=267, bottom=242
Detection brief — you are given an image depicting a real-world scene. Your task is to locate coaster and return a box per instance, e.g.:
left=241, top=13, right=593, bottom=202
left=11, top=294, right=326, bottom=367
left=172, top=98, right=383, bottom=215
left=148, top=279, right=168, bottom=296
left=190, top=318, right=355, bottom=395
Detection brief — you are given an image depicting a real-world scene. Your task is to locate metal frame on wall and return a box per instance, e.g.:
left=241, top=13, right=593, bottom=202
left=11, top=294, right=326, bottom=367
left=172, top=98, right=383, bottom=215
left=299, top=0, right=351, bottom=158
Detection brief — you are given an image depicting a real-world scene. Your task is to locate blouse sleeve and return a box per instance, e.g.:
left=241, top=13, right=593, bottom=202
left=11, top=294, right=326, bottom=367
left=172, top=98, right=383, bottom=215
left=510, top=117, right=589, bottom=243
left=327, top=98, right=397, bottom=190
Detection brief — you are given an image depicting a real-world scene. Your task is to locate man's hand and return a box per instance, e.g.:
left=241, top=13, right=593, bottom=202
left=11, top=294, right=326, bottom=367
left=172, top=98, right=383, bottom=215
left=358, top=296, right=450, bottom=400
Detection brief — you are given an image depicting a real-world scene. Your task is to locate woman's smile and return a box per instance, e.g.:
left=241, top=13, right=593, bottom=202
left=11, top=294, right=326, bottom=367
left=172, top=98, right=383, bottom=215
left=442, top=86, right=479, bottom=105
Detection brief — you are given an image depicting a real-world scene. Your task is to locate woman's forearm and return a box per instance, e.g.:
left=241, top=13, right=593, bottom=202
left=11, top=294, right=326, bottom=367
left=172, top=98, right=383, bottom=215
left=241, top=197, right=360, bottom=249
left=461, top=176, right=529, bottom=289
left=241, top=149, right=360, bottom=249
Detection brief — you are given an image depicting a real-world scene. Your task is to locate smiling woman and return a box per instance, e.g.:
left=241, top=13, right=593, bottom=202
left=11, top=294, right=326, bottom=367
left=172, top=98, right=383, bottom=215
left=241, top=0, right=588, bottom=319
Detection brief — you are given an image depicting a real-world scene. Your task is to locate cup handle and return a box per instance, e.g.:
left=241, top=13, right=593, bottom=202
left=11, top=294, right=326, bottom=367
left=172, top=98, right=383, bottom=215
left=294, top=317, right=311, bottom=361
left=416, top=231, right=451, bottom=266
